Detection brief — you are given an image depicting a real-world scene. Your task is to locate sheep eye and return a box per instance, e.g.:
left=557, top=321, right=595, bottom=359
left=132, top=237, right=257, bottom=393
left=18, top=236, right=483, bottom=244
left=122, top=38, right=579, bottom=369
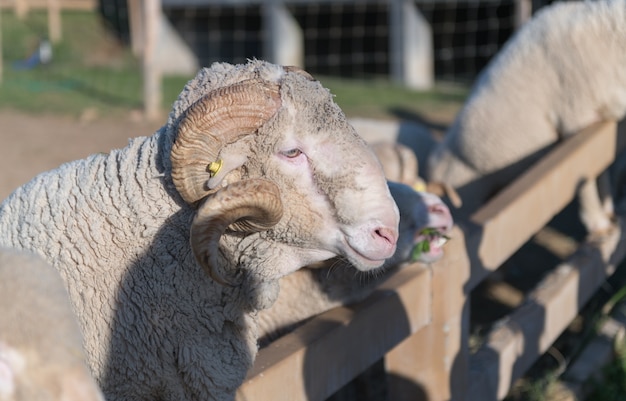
left=282, top=148, right=302, bottom=158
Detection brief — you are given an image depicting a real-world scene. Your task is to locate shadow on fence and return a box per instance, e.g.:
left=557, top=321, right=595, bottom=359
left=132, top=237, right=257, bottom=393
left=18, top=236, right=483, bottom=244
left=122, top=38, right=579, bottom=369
left=236, top=120, right=626, bottom=401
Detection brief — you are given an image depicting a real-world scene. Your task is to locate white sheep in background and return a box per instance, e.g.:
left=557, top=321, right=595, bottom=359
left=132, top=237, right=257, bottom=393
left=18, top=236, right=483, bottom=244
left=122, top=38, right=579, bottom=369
left=0, top=248, right=104, bottom=401
left=0, top=60, right=401, bottom=401
left=371, top=141, right=462, bottom=207
left=371, top=142, right=423, bottom=190
left=257, top=181, right=454, bottom=345
left=427, top=0, right=626, bottom=232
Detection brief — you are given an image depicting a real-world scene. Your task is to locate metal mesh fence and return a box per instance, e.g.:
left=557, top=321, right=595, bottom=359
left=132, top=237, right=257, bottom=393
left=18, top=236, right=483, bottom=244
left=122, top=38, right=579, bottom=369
left=0, top=0, right=553, bottom=117
left=150, top=0, right=520, bottom=82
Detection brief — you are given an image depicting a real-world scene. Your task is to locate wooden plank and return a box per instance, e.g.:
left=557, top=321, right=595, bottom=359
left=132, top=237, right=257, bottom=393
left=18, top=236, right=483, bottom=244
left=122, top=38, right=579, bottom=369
left=14, top=0, right=27, bottom=18
left=467, top=121, right=619, bottom=290
left=236, top=122, right=622, bottom=401
left=142, top=0, right=161, bottom=120
left=0, top=4, right=3, bottom=85
left=468, top=216, right=626, bottom=400
left=1, top=0, right=95, bottom=9
left=128, top=0, right=143, bottom=57
left=236, top=262, right=432, bottom=401
left=386, top=225, right=471, bottom=401
left=47, top=0, right=61, bottom=43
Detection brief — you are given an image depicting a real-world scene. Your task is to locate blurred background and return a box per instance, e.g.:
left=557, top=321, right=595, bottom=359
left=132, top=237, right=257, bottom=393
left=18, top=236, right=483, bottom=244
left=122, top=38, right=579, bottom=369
left=0, top=0, right=554, bottom=121
left=0, top=0, right=548, bottom=196
left=7, top=2, right=626, bottom=401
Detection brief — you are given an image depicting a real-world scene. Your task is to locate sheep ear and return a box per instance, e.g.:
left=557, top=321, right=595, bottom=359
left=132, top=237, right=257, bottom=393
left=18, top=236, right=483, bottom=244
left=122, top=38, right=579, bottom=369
left=205, top=141, right=250, bottom=190
left=190, top=179, right=283, bottom=286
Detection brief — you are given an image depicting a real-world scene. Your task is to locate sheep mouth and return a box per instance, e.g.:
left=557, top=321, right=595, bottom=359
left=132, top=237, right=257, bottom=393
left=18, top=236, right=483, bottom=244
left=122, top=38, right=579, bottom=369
left=411, top=227, right=450, bottom=263
left=342, top=243, right=388, bottom=271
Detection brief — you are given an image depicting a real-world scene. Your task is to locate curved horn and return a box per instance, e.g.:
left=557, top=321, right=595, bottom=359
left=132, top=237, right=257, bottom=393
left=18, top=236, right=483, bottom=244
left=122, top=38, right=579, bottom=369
left=190, top=179, right=283, bottom=286
left=171, top=78, right=282, bottom=204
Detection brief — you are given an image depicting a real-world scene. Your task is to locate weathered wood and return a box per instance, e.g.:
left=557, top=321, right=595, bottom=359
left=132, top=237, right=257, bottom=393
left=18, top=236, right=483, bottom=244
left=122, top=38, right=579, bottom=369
left=237, top=122, right=622, bottom=401
left=14, top=0, right=27, bottom=18
left=236, top=262, right=432, bottom=401
left=0, top=0, right=98, bottom=11
left=1, top=0, right=94, bottom=9
left=142, top=0, right=161, bottom=120
left=47, top=0, right=60, bottom=43
left=127, top=0, right=143, bottom=57
left=0, top=4, right=3, bottom=85
left=468, top=216, right=626, bottom=400
left=385, top=226, right=471, bottom=401
left=514, top=0, right=531, bottom=28
left=468, top=121, right=620, bottom=290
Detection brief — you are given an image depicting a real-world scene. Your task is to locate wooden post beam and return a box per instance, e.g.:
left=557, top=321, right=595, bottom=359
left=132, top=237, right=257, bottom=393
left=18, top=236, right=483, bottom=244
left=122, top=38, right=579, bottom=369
left=467, top=121, right=620, bottom=290
left=236, top=263, right=432, bottom=401
left=385, top=226, right=471, bottom=401
left=468, top=216, right=626, bottom=400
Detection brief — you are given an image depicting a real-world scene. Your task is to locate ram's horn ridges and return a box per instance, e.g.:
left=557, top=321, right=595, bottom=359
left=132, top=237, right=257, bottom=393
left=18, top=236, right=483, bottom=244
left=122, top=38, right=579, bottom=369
left=190, top=179, right=283, bottom=286
left=171, top=78, right=281, bottom=204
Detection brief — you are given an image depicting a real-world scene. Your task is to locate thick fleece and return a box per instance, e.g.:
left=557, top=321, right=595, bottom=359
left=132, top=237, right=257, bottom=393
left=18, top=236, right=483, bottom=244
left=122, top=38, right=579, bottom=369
left=427, top=0, right=626, bottom=231
left=0, top=60, right=399, bottom=401
left=0, top=248, right=104, bottom=401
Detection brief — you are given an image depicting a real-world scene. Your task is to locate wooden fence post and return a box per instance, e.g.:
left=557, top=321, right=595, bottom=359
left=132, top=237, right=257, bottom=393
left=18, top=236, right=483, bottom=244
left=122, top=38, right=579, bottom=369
left=142, top=0, right=161, bottom=120
left=15, top=0, right=28, bottom=19
left=0, top=3, right=3, bottom=85
left=47, top=0, right=61, bottom=43
left=514, top=0, right=532, bottom=29
left=128, top=0, right=144, bottom=57
left=385, top=226, right=471, bottom=401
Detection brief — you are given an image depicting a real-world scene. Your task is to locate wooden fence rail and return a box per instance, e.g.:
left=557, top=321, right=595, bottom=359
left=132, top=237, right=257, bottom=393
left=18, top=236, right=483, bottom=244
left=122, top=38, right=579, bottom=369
left=237, top=121, right=626, bottom=400
left=0, top=0, right=95, bottom=11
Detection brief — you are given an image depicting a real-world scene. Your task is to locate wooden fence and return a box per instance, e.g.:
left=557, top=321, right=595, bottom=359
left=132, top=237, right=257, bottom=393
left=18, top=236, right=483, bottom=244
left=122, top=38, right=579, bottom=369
left=0, top=0, right=96, bottom=39
left=236, top=121, right=626, bottom=401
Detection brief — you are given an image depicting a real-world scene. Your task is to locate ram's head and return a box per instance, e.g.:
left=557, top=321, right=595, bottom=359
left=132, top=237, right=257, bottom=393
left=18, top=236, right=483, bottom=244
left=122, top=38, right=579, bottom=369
left=170, top=61, right=399, bottom=306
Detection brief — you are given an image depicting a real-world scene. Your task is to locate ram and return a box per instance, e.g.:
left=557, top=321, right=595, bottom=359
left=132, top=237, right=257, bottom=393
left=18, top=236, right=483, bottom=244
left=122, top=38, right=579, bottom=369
left=0, top=60, right=400, bottom=401
left=0, top=247, right=104, bottom=401
left=427, top=0, right=626, bottom=232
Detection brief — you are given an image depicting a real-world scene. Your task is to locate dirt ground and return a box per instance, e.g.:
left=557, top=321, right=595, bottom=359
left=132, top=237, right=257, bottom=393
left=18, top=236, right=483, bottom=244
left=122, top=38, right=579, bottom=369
left=0, top=110, right=164, bottom=200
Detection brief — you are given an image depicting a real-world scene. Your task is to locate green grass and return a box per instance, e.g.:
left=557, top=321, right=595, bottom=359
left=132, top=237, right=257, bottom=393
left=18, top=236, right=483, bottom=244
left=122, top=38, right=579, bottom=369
left=0, top=9, right=144, bottom=116
left=0, top=9, right=468, bottom=119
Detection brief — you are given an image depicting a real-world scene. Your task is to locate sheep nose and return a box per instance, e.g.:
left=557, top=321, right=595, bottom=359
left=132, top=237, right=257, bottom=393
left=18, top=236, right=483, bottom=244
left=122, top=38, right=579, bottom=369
left=373, top=226, right=399, bottom=255
left=430, top=202, right=448, bottom=216
left=429, top=202, right=453, bottom=232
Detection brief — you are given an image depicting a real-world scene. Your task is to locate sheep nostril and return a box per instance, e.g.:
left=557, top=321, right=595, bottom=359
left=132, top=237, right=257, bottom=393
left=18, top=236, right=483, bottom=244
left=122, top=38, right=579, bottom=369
left=429, top=203, right=449, bottom=216
left=374, top=227, right=398, bottom=247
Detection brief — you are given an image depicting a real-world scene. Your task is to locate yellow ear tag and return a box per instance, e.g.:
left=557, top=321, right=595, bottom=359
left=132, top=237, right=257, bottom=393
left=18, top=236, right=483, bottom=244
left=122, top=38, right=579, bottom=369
left=207, top=159, right=224, bottom=177
left=412, top=182, right=427, bottom=192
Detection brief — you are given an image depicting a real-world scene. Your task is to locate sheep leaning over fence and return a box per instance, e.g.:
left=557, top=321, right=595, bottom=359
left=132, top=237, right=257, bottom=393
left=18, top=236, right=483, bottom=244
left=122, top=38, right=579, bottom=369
left=0, top=247, right=104, bottom=401
left=0, top=60, right=401, bottom=401
left=427, top=0, right=626, bottom=233
left=258, top=180, right=454, bottom=345
left=371, top=141, right=462, bottom=207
